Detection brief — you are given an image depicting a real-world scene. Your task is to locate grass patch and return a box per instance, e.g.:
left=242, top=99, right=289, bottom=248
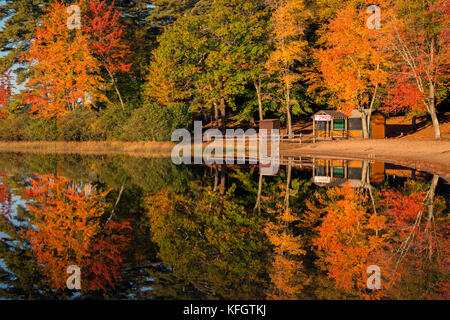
left=0, top=141, right=175, bottom=157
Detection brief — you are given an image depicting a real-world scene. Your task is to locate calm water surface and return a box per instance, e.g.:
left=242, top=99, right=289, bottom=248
left=0, top=153, right=448, bottom=300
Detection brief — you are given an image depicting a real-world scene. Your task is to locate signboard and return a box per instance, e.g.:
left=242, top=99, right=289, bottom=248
left=314, top=114, right=331, bottom=121
left=314, top=176, right=331, bottom=184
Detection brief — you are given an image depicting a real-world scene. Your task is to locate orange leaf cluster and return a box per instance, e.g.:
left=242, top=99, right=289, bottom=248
left=264, top=184, right=308, bottom=299
left=314, top=4, right=389, bottom=115
left=21, top=0, right=131, bottom=118
left=312, top=183, right=388, bottom=293
left=22, top=174, right=131, bottom=292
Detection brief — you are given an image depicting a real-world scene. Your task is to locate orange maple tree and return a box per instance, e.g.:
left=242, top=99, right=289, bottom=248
left=314, top=2, right=390, bottom=138
left=22, top=1, right=105, bottom=118
left=22, top=174, right=131, bottom=292
left=22, top=0, right=131, bottom=118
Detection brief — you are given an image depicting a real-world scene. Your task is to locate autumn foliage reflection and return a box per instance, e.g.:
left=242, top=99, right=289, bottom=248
left=22, top=174, right=131, bottom=292
left=264, top=182, right=309, bottom=300
left=305, top=184, right=388, bottom=297
left=305, top=179, right=448, bottom=299
left=379, top=178, right=449, bottom=299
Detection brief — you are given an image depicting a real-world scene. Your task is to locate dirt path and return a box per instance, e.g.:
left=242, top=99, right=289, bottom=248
left=281, top=139, right=450, bottom=181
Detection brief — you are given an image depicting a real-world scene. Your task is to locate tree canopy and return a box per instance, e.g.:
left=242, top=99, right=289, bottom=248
left=0, top=0, right=447, bottom=139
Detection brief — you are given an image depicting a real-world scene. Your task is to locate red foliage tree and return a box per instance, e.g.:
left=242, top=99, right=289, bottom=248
left=380, top=0, right=449, bottom=139
left=85, top=0, right=132, bottom=110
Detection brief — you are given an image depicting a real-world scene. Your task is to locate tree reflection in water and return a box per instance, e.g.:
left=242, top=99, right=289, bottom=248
left=22, top=174, right=131, bottom=293
left=0, top=171, right=12, bottom=219
left=0, top=153, right=447, bottom=299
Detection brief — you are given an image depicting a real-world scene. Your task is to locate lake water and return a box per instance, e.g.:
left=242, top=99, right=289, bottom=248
left=0, top=152, right=448, bottom=300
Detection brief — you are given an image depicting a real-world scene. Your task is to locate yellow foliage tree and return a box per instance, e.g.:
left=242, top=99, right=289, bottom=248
left=266, top=0, right=309, bottom=138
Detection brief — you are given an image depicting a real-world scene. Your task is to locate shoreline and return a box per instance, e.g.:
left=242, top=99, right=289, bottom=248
left=0, top=141, right=174, bottom=158
left=0, top=140, right=448, bottom=180
left=281, top=139, right=450, bottom=181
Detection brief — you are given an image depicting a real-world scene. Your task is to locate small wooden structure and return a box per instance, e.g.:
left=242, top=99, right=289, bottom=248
left=258, top=119, right=280, bottom=176
left=312, top=159, right=385, bottom=188
left=311, top=110, right=349, bottom=140
left=312, top=109, right=387, bottom=140
left=348, top=109, right=386, bottom=139
left=259, top=119, right=280, bottom=132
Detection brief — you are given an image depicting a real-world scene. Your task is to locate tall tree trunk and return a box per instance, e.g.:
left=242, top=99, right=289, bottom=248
left=220, top=97, right=226, bottom=135
left=254, top=79, right=264, bottom=122
left=105, top=66, right=125, bottom=111
left=426, top=175, right=439, bottom=220
left=254, top=173, right=263, bottom=215
left=428, top=39, right=441, bottom=140
left=361, top=109, right=371, bottom=139
left=368, top=81, right=378, bottom=117
left=213, top=101, right=219, bottom=129
left=426, top=174, right=439, bottom=261
left=429, top=105, right=441, bottom=140
left=428, top=84, right=441, bottom=140
left=213, top=164, right=219, bottom=192
left=220, top=164, right=226, bottom=195
left=284, top=158, right=292, bottom=212
left=360, top=161, right=378, bottom=233
left=285, top=83, right=292, bottom=138
left=106, top=181, right=125, bottom=225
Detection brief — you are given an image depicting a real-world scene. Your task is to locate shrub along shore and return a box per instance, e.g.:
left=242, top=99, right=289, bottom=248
left=0, top=103, right=191, bottom=142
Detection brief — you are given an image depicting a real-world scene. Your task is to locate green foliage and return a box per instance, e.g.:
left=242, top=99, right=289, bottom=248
left=0, top=102, right=191, bottom=142
left=148, top=0, right=202, bottom=27
left=121, top=102, right=191, bottom=142
left=23, top=117, right=58, bottom=141
left=96, top=103, right=130, bottom=140
left=0, top=112, right=30, bottom=141
left=145, top=0, right=272, bottom=126
left=145, top=183, right=270, bottom=299
left=57, top=109, right=103, bottom=141
left=0, top=0, right=49, bottom=78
